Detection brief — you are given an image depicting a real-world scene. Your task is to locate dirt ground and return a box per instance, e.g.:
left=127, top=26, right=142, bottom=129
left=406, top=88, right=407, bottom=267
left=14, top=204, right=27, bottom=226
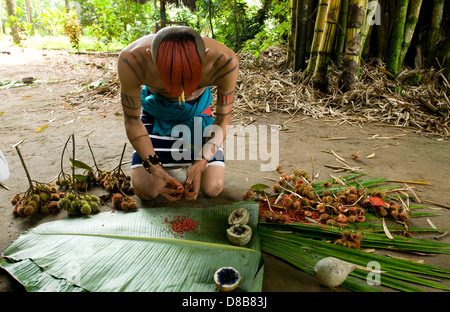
left=0, top=47, right=449, bottom=292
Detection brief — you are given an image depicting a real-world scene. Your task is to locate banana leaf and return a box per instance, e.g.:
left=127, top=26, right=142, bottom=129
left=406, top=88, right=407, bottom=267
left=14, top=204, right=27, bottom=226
left=1, top=203, right=264, bottom=292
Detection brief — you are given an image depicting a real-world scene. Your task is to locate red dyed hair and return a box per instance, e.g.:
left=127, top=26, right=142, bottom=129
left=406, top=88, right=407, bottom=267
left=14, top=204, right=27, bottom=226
left=156, top=38, right=202, bottom=97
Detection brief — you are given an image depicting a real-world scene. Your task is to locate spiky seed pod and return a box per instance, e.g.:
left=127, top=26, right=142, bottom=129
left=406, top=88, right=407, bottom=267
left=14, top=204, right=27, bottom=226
left=317, top=203, right=327, bottom=213
left=322, top=189, right=332, bottom=196
left=127, top=201, right=137, bottom=211
left=323, top=181, right=333, bottom=188
left=80, top=204, right=91, bottom=215
left=50, top=193, right=60, bottom=201
left=242, top=189, right=255, bottom=201
left=290, top=201, right=301, bottom=214
left=322, top=196, right=333, bottom=205
left=293, top=169, right=302, bottom=176
left=378, top=207, right=388, bottom=217
left=347, top=215, right=356, bottom=223
left=121, top=202, right=129, bottom=211
left=11, top=194, right=21, bottom=206
left=48, top=201, right=59, bottom=212
left=272, top=183, right=282, bottom=192
left=58, top=198, right=70, bottom=210
left=334, top=239, right=343, bottom=245
left=89, top=202, right=99, bottom=213
left=326, top=219, right=337, bottom=226
left=399, top=211, right=409, bottom=222
left=300, top=198, right=310, bottom=207
left=336, top=213, right=347, bottom=223
left=23, top=205, right=35, bottom=215
left=40, top=205, right=50, bottom=214
left=347, top=194, right=358, bottom=204
left=391, top=210, right=399, bottom=220
left=30, top=194, right=40, bottom=204
left=28, top=200, right=38, bottom=210
left=112, top=193, right=123, bottom=208
left=319, top=213, right=330, bottom=221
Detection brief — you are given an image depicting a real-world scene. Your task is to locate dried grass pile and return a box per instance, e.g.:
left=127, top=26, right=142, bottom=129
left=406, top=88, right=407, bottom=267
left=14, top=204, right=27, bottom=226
left=234, top=47, right=449, bottom=138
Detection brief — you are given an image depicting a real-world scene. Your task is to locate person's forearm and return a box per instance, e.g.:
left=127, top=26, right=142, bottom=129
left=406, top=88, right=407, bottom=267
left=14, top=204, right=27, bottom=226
left=201, top=115, right=230, bottom=161
left=124, top=118, right=155, bottom=162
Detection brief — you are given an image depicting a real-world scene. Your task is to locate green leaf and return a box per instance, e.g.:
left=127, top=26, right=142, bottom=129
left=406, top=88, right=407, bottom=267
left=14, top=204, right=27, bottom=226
left=250, top=183, right=271, bottom=192
left=73, top=174, right=88, bottom=181
left=1, top=204, right=263, bottom=292
left=69, top=158, right=93, bottom=171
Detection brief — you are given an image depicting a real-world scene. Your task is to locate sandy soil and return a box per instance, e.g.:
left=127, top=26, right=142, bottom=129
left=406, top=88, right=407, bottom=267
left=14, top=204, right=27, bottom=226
left=0, top=47, right=449, bottom=292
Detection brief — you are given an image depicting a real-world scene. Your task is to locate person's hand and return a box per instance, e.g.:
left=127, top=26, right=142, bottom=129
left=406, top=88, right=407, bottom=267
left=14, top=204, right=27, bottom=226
left=151, top=166, right=184, bottom=201
left=184, top=161, right=206, bottom=200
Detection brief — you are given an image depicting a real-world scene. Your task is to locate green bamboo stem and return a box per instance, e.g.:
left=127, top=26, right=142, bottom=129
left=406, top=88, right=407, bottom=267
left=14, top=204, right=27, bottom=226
left=304, top=0, right=330, bottom=77
left=386, top=0, right=409, bottom=76
left=360, top=0, right=378, bottom=57
left=334, top=0, right=349, bottom=66
left=425, top=0, right=445, bottom=66
left=398, top=0, right=422, bottom=70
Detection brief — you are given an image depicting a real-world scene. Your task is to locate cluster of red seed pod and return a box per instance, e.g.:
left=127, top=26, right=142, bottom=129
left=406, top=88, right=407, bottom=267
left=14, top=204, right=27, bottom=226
left=11, top=183, right=63, bottom=217
left=334, top=230, right=364, bottom=249
left=111, top=193, right=137, bottom=211
left=245, top=168, right=409, bottom=228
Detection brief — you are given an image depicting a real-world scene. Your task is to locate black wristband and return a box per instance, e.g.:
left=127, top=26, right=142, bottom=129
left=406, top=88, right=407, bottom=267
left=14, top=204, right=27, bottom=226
left=142, top=154, right=162, bottom=172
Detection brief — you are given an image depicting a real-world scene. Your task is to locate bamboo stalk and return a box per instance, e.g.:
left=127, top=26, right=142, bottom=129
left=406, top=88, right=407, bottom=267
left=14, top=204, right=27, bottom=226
left=304, top=0, right=330, bottom=77
left=340, top=0, right=364, bottom=91
left=386, top=0, right=409, bottom=76
left=334, top=0, right=349, bottom=66
left=287, top=0, right=298, bottom=68
left=425, top=0, right=445, bottom=66
left=293, top=0, right=310, bottom=71
left=398, top=0, right=422, bottom=70
left=360, top=0, right=378, bottom=57
left=312, top=0, right=342, bottom=91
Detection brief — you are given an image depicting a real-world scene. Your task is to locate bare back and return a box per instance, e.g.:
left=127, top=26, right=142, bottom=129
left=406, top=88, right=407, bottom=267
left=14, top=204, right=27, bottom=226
left=118, top=35, right=239, bottom=102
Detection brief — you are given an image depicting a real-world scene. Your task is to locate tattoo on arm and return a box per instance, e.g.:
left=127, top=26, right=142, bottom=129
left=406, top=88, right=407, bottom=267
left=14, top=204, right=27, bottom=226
left=123, top=110, right=140, bottom=120
left=217, top=90, right=235, bottom=107
left=212, top=65, right=238, bottom=85
left=208, top=55, right=238, bottom=84
left=215, top=90, right=234, bottom=117
left=130, top=133, right=149, bottom=144
left=122, top=52, right=145, bottom=83
left=121, top=93, right=141, bottom=110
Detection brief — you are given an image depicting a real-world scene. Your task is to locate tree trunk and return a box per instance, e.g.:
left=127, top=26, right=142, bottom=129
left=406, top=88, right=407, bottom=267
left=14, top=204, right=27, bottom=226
left=425, top=0, right=444, bottom=67
left=5, top=0, right=20, bottom=45
left=334, top=0, right=349, bottom=66
left=386, top=0, right=409, bottom=76
left=340, top=0, right=364, bottom=91
left=304, top=0, right=330, bottom=77
left=293, top=0, right=310, bottom=71
left=312, top=0, right=341, bottom=91
left=398, top=0, right=422, bottom=69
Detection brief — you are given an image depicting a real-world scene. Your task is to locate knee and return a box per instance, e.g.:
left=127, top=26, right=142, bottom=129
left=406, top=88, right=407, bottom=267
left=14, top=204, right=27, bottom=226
left=131, top=171, right=159, bottom=201
left=201, top=178, right=224, bottom=198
